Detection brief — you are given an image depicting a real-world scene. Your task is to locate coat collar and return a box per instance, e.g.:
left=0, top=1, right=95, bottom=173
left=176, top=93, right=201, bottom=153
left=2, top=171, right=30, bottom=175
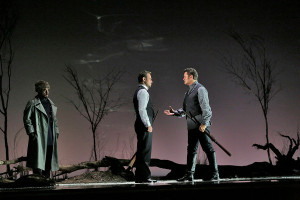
left=33, top=96, right=56, bottom=117
left=139, top=84, right=149, bottom=90
left=187, top=81, right=198, bottom=96
left=34, top=96, right=55, bottom=106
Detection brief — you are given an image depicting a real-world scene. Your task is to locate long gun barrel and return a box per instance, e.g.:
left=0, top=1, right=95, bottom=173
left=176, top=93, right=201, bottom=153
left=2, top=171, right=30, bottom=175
left=183, top=110, right=232, bottom=157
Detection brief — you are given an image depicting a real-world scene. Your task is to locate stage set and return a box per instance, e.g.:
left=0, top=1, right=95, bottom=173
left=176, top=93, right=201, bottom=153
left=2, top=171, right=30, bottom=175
left=1, top=176, right=300, bottom=200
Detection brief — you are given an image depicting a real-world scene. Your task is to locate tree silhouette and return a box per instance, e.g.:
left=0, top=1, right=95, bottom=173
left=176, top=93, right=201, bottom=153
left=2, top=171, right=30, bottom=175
left=0, top=0, right=17, bottom=174
left=63, top=65, right=125, bottom=162
left=253, top=129, right=300, bottom=170
left=222, top=30, right=280, bottom=165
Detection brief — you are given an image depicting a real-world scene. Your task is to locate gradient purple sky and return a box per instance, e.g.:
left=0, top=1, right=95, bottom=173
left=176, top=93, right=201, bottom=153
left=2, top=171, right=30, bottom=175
left=1, top=0, right=299, bottom=176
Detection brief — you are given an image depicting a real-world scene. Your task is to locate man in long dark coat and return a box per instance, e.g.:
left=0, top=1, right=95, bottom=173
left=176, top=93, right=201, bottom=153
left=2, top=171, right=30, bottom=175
left=23, top=80, right=60, bottom=178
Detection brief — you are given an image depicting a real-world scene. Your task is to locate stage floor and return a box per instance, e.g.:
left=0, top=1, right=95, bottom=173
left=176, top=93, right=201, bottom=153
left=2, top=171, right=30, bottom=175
left=1, top=176, right=300, bottom=200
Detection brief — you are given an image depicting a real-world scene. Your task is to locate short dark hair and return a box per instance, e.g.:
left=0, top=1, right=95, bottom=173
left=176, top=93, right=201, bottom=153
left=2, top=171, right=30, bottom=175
left=184, top=68, right=198, bottom=80
left=35, top=80, right=50, bottom=93
left=138, top=70, right=151, bottom=83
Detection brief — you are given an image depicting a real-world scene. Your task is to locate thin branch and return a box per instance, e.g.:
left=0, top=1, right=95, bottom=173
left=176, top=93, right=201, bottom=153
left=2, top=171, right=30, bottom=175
left=63, top=65, right=125, bottom=161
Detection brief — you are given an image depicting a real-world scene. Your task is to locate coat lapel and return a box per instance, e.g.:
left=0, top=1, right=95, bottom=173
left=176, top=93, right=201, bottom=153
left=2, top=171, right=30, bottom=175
left=34, top=98, right=47, bottom=116
left=49, top=98, right=57, bottom=117
left=187, top=83, right=197, bottom=96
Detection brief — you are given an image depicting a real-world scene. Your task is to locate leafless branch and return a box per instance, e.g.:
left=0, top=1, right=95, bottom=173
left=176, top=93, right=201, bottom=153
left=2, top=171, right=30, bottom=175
left=0, top=0, right=18, bottom=174
left=223, top=30, right=281, bottom=164
left=63, top=65, right=125, bottom=161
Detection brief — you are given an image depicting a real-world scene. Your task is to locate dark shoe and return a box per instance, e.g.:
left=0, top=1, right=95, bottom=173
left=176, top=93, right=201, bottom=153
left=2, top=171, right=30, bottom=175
left=208, top=171, right=219, bottom=182
left=177, top=173, right=194, bottom=182
left=42, top=170, right=51, bottom=178
left=135, top=178, right=157, bottom=183
left=32, top=168, right=43, bottom=175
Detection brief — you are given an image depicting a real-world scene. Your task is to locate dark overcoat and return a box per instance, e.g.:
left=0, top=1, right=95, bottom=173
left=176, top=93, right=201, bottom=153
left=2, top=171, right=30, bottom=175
left=23, top=97, right=59, bottom=171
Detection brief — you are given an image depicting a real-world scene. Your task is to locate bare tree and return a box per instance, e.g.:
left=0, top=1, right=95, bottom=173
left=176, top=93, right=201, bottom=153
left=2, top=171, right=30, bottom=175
left=222, top=30, right=280, bottom=165
left=253, top=129, right=300, bottom=170
left=0, top=0, right=17, bottom=174
left=63, top=65, right=125, bottom=161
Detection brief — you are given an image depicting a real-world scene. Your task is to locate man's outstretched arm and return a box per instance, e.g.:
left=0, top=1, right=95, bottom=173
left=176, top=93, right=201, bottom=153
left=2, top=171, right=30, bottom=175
left=164, top=106, right=185, bottom=118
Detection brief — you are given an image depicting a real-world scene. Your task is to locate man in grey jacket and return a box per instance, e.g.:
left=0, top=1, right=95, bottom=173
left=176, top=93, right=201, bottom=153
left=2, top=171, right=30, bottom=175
left=23, top=80, right=60, bottom=178
left=133, top=70, right=156, bottom=183
left=164, top=68, right=219, bottom=182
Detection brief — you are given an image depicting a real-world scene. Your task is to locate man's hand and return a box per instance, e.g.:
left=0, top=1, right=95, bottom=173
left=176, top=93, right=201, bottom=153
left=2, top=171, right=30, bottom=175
left=29, top=132, right=37, bottom=140
left=164, top=106, right=175, bottom=116
left=199, top=124, right=206, bottom=132
left=147, top=126, right=153, bottom=133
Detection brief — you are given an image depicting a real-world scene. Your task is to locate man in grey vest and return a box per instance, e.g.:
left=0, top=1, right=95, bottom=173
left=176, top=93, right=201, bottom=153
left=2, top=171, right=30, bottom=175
left=133, top=70, right=157, bottom=183
left=164, top=68, right=219, bottom=182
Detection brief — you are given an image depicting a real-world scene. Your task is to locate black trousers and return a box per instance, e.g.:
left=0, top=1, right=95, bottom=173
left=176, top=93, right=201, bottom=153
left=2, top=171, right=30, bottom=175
left=135, top=125, right=153, bottom=181
left=186, top=129, right=215, bottom=173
